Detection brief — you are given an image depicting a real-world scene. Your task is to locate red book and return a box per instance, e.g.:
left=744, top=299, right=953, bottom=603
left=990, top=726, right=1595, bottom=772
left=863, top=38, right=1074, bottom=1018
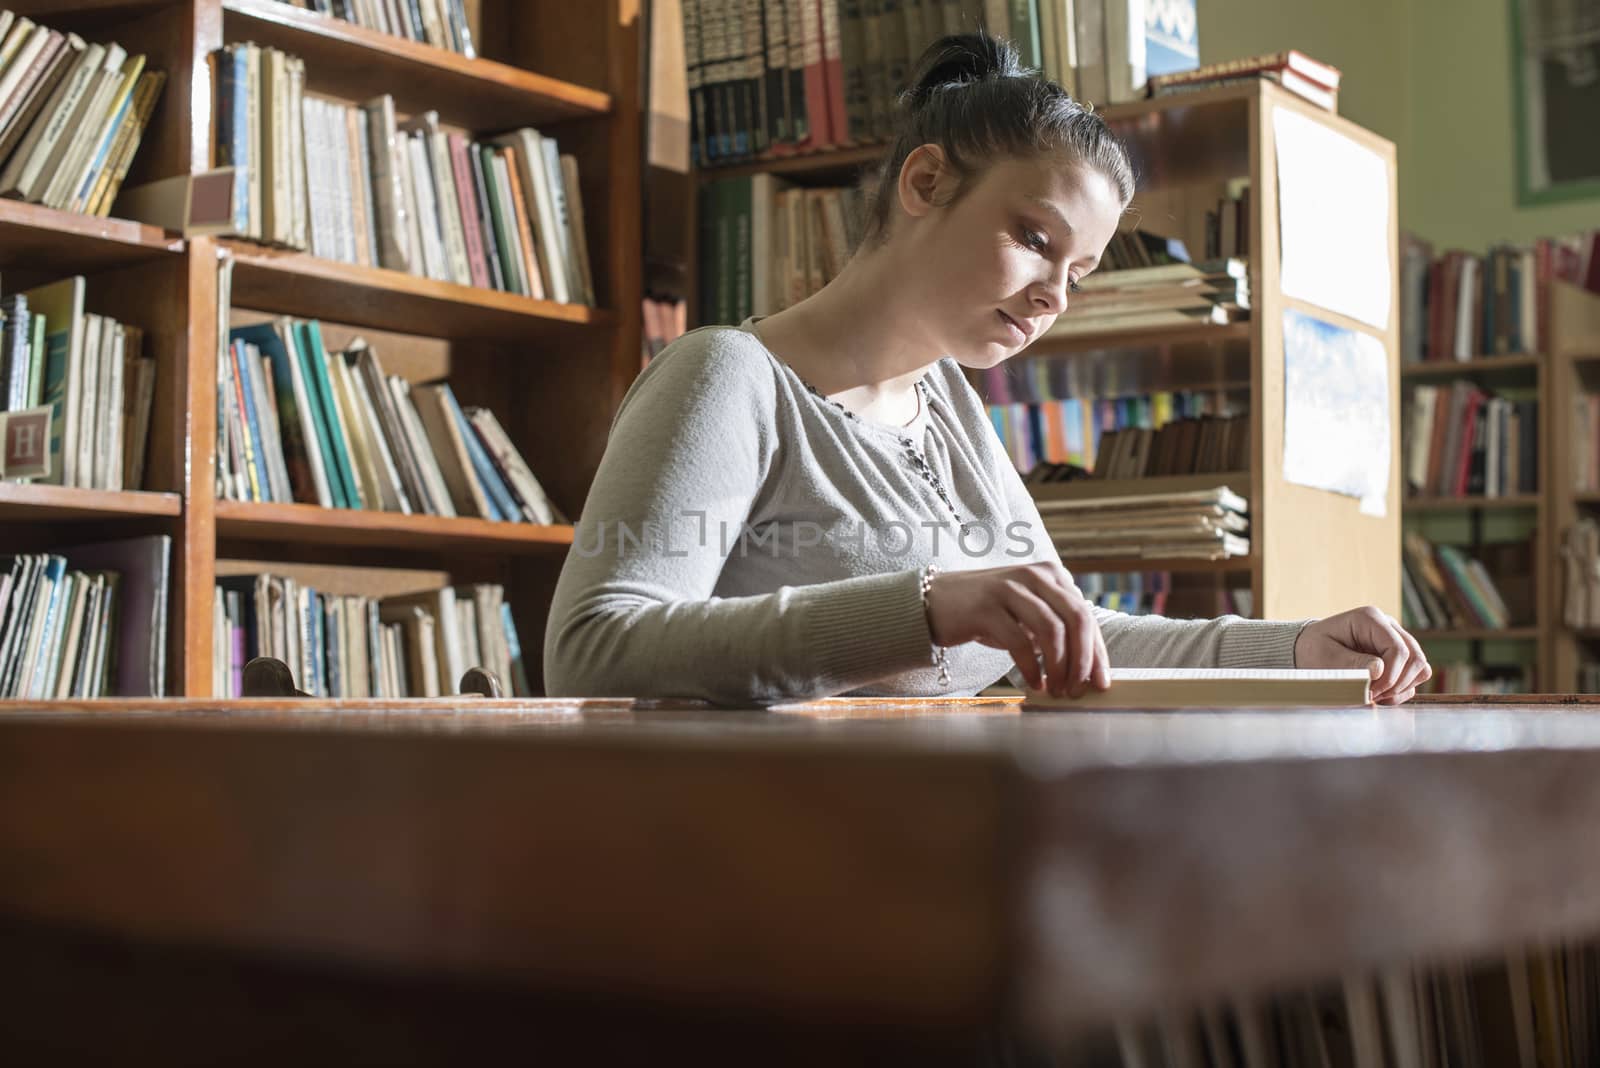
left=795, top=0, right=832, bottom=150
left=447, top=133, right=490, bottom=290
left=819, top=0, right=848, bottom=147
left=1147, top=50, right=1342, bottom=93
left=1453, top=389, right=1484, bottom=496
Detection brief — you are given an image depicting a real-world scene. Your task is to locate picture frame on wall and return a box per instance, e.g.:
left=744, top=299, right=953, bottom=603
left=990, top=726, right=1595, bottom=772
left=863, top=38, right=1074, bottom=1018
left=1510, top=0, right=1600, bottom=205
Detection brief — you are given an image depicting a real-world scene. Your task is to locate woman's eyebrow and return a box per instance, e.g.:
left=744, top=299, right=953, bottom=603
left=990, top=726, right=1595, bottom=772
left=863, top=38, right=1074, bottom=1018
left=1023, top=195, right=1074, bottom=236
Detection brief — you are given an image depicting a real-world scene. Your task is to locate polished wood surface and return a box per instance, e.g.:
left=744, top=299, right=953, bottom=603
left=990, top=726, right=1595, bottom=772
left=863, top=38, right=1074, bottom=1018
left=6, top=696, right=1600, bottom=1059
left=0, top=483, right=182, bottom=520
left=0, top=198, right=181, bottom=274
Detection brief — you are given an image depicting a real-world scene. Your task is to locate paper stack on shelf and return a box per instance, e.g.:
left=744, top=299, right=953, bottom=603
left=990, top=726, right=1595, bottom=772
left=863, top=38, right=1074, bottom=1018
left=1036, top=486, right=1251, bottom=562
left=1046, top=258, right=1251, bottom=338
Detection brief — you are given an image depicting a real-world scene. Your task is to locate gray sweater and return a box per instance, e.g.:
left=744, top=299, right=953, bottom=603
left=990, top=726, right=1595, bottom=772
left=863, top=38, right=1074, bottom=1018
left=543, top=321, right=1309, bottom=704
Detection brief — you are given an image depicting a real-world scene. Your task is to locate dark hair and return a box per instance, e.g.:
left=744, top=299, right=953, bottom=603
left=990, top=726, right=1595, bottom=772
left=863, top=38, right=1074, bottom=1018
left=861, top=31, right=1135, bottom=244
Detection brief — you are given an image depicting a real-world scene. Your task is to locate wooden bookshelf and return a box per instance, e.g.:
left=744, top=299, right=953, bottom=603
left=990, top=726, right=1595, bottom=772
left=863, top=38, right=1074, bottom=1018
left=1400, top=353, right=1541, bottom=379
left=1415, top=627, right=1541, bottom=642
left=214, top=501, right=574, bottom=554
left=0, top=484, right=183, bottom=522
left=0, top=0, right=642, bottom=697
left=1403, top=494, right=1540, bottom=512
left=223, top=242, right=612, bottom=340
left=1028, top=319, right=1251, bottom=357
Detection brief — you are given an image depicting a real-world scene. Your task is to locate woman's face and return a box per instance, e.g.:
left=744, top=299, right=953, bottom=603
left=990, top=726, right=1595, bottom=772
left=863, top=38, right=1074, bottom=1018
left=899, top=152, right=1124, bottom=369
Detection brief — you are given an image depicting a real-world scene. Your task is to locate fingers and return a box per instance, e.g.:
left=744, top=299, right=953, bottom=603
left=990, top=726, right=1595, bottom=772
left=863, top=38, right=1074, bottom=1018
left=1376, top=685, right=1418, bottom=707
left=1013, top=570, right=1102, bottom=696
left=1364, top=611, right=1411, bottom=699
left=990, top=607, right=1047, bottom=691
left=1385, top=619, right=1431, bottom=698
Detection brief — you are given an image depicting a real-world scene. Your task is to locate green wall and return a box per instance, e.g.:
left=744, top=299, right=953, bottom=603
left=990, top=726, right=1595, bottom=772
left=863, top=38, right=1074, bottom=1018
left=1197, top=0, right=1598, bottom=249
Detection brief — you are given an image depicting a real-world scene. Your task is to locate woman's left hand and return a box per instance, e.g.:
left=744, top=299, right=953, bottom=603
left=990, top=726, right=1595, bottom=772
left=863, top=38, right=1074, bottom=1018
left=1293, top=606, right=1432, bottom=706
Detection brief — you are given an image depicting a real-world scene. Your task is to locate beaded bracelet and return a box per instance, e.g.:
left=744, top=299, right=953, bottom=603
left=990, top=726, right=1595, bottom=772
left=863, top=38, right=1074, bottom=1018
left=920, top=563, right=952, bottom=689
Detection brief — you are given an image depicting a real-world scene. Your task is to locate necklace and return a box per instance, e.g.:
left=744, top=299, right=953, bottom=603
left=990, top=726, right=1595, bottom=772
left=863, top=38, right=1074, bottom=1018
left=793, top=371, right=963, bottom=525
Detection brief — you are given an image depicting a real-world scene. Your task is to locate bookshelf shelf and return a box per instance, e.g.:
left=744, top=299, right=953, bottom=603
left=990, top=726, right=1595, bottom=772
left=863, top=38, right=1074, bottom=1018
left=1062, top=555, right=1253, bottom=575
left=223, top=241, right=611, bottom=340
left=0, top=483, right=183, bottom=522
left=1400, top=354, right=1541, bottom=379
left=0, top=199, right=183, bottom=274
left=1415, top=628, right=1541, bottom=642
left=1404, top=495, right=1541, bottom=512
left=213, top=501, right=575, bottom=554
left=1032, top=471, right=1251, bottom=505
left=1030, top=319, right=1251, bottom=357
left=697, top=142, right=888, bottom=183
left=219, top=0, right=612, bottom=129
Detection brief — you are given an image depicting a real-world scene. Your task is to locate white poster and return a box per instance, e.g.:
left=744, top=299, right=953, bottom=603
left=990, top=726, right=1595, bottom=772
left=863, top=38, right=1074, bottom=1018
left=1282, top=309, right=1391, bottom=517
left=1274, top=107, right=1393, bottom=331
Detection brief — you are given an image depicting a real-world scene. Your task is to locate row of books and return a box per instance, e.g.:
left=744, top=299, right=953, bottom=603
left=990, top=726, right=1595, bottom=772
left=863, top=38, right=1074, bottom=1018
left=218, top=312, right=564, bottom=525
left=697, top=174, right=865, bottom=325
left=683, top=2, right=1203, bottom=167
left=642, top=294, right=688, bottom=368
left=1146, top=48, right=1342, bottom=112
left=0, top=10, right=166, bottom=214
left=213, top=47, right=595, bottom=305
left=215, top=575, right=527, bottom=699
left=0, top=276, right=157, bottom=491
left=1036, top=486, right=1250, bottom=562
left=1073, top=571, right=1252, bottom=620
left=1090, top=414, right=1249, bottom=480
left=0, top=536, right=170, bottom=699
left=988, top=388, right=1238, bottom=475
left=1045, top=257, right=1250, bottom=339
left=1562, top=519, right=1600, bottom=631
left=269, top=0, right=477, bottom=58
left=1425, top=662, right=1529, bottom=695
left=1103, top=945, right=1600, bottom=1067
left=1400, top=230, right=1600, bottom=364
left=1401, top=531, right=1522, bottom=633
left=1404, top=384, right=1538, bottom=499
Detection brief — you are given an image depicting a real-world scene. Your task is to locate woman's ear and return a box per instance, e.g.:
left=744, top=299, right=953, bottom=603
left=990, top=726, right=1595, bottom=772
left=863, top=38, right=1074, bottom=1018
left=897, top=144, right=950, bottom=221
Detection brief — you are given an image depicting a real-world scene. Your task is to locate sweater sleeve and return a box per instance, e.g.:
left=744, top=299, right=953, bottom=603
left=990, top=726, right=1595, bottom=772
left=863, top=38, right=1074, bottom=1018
left=542, top=332, right=938, bottom=704
left=995, top=454, right=1311, bottom=682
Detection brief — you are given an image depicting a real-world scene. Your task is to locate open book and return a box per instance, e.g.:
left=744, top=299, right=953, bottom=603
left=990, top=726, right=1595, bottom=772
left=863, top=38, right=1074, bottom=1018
left=1021, top=668, right=1374, bottom=710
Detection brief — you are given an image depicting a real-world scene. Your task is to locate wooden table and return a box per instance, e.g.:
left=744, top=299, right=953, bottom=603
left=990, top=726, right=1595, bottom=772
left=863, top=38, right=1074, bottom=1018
left=3, top=694, right=1600, bottom=1064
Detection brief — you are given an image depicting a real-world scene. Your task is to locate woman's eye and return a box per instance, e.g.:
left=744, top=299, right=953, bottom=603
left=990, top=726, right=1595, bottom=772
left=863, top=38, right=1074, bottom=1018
left=1021, top=228, right=1048, bottom=252
left=1069, top=279, right=1083, bottom=294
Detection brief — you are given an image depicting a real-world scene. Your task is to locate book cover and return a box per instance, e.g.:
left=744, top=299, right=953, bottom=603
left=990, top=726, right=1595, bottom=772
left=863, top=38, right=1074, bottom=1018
left=1021, top=668, right=1373, bottom=709
left=297, top=320, right=363, bottom=507
left=232, top=321, right=325, bottom=505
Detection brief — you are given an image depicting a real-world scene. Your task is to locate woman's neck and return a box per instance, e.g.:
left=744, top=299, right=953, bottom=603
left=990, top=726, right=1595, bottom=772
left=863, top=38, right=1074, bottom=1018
left=753, top=246, right=940, bottom=422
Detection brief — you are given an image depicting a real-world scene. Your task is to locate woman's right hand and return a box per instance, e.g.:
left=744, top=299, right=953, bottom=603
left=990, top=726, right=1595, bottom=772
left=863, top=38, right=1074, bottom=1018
left=924, top=562, right=1111, bottom=697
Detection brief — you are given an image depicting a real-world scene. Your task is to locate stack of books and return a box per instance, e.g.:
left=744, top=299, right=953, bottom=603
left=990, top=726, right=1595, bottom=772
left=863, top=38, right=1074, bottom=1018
left=220, top=315, right=565, bottom=524
left=0, top=10, right=167, bottom=215
left=0, top=276, right=157, bottom=490
left=215, top=574, right=528, bottom=698
left=1046, top=257, right=1250, bottom=338
left=1036, top=486, right=1250, bottom=562
left=0, top=535, right=170, bottom=698
left=1147, top=49, right=1341, bottom=112
left=213, top=49, right=596, bottom=305
left=1400, top=230, right=1600, bottom=364
left=1405, top=383, right=1537, bottom=498
left=698, top=174, right=864, bottom=325
left=1401, top=531, right=1518, bottom=632
left=1203, top=179, right=1251, bottom=261
left=269, top=0, right=477, bottom=57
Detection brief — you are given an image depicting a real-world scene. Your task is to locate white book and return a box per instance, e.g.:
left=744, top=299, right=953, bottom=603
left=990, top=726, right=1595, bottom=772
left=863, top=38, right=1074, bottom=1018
left=46, top=48, right=138, bottom=209
left=287, top=55, right=309, bottom=251
left=38, top=41, right=123, bottom=204
left=537, top=135, right=581, bottom=304
left=0, top=22, right=51, bottom=135
left=1454, top=256, right=1478, bottom=361
left=76, top=314, right=103, bottom=489
left=343, top=351, right=410, bottom=513
left=466, top=406, right=557, bottom=524
left=407, top=112, right=471, bottom=285
left=302, top=95, right=328, bottom=257
left=97, top=322, right=125, bottom=490
left=1021, top=668, right=1374, bottom=709
left=323, top=348, right=383, bottom=510
left=389, top=376, right=457, bottom=518
left=71, top=575, right=103, bottom=698
left=42, top=572, right=82, bottom=699
left=406, top=133, right=448, bottom=281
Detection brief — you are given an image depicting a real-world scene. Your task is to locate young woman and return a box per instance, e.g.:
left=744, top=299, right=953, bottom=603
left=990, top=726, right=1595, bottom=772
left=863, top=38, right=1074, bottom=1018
left=543, top=32, right=1430, bottom=706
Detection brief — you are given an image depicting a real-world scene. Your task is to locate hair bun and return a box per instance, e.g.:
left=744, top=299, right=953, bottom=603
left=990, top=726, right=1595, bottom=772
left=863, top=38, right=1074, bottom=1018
left=905, top=31, right=1021, bottom=105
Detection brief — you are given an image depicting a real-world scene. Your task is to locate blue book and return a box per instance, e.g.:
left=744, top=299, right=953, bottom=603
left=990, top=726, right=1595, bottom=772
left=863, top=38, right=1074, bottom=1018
left=232, top=322, right=323, bottom=506
left=299, top=322, right=363, bottom=509
left=25, top=556, right=67, bottom=699
left=442, top=385, right=516, bottom=521
left=309, top=590, right=324, bottom=698
left=501, top=601, right=531, bottom=697
left=72, top=90, right=133, bottom=212
left=324, top=595, right=340, bottom=698
left=231, top=340, right=273, bottom=501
